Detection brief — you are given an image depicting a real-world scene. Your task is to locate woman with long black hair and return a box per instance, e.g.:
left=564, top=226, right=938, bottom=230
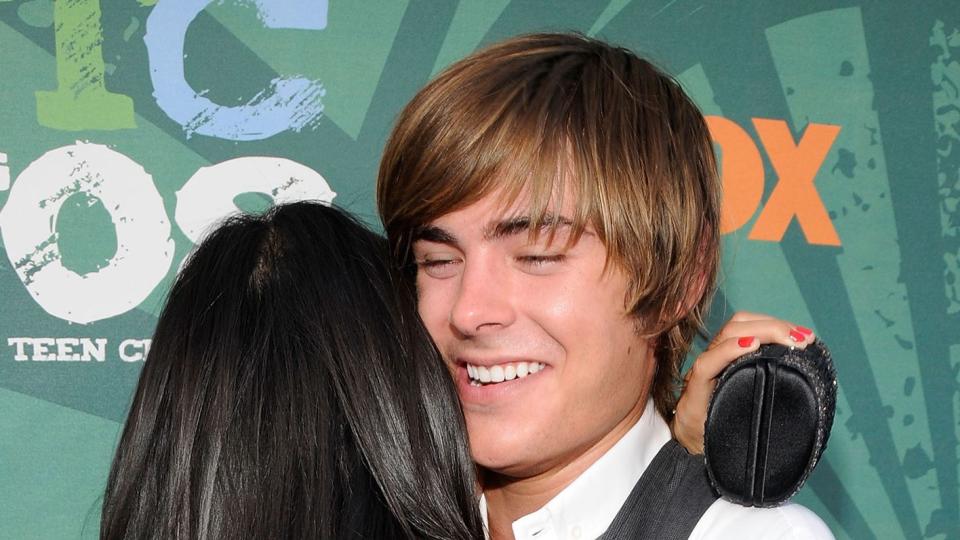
left=100, top=202, right=484, bottom=539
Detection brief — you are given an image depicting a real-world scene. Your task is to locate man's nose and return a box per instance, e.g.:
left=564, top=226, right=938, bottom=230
left=449, top=258, right=515, bottom=336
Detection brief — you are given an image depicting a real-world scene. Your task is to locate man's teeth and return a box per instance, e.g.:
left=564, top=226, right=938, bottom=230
left=466, top=362, right=545, bottom=385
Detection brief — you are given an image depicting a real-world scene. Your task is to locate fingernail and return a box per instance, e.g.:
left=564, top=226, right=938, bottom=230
left=789, top=329, right=805, bottom=342
left=796, top=326, right=813, bottom=336
left=738, top=336, right=755, bottom=347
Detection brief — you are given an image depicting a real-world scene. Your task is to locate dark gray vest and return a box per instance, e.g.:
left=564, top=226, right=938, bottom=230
left=598, top=440, right=718, bottom=539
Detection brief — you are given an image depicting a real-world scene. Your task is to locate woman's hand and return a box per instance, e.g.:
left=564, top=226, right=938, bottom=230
left=671, top=311, right=815, bottom=454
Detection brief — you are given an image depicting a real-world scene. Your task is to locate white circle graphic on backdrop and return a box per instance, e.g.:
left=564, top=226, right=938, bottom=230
left=175, top=156, right=336, bottom=245
left=0, top=142, right=174, bottom=324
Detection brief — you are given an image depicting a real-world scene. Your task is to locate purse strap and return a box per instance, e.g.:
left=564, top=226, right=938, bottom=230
left=599, top=439, right=718, bottom=540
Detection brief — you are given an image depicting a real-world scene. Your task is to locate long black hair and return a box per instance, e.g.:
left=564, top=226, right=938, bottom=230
left=101, top=202, right=484, bottom=539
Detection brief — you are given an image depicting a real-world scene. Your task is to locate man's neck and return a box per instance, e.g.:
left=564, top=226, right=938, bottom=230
left=481, top=398, right=647, bottom=540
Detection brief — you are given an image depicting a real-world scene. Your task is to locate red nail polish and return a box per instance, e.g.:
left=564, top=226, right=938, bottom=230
left=796, top=326, right=813, bottom=336
left=738, top=336, right=755, bottom=347
left=789, top=329, right=805, bottom=342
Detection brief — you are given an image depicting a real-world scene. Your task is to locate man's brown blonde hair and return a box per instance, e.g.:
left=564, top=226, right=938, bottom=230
left=377, top=33, right=720, bottom=419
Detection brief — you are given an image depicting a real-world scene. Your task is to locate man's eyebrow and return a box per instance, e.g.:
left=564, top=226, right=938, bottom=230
left=412, top=225, right=460, bottom=248
left=485, top=213, right=573, bottom=241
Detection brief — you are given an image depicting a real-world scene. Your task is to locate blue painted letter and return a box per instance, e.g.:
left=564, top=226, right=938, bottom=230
left=144, top=0, right=328, bottom=140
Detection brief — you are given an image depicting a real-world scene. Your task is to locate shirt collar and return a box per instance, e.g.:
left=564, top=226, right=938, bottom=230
left=480, top=399, right=671, bottom=540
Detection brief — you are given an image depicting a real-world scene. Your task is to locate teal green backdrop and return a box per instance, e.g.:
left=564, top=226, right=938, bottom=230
left=0, top=1, right=957, bottom=538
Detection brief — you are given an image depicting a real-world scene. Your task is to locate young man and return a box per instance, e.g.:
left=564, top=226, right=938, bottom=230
left=378, top=33, right=832, bottom=539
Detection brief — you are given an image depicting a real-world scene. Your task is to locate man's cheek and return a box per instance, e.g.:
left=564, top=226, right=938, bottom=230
left=443, top=358, right=459, bottom=379
left=420, top=286, right=457, bottom=332
left=416, top=288, right=438, bottom=323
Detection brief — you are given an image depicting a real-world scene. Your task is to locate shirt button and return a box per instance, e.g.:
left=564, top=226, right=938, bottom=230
left=571, top=525, right=582, bottom=538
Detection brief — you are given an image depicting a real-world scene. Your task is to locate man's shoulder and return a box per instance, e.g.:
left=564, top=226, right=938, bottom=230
left=689, top=499, right=835, bottom=540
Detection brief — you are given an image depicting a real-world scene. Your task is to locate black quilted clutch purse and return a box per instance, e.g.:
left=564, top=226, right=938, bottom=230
left=703, top=339, right=837, bottom=507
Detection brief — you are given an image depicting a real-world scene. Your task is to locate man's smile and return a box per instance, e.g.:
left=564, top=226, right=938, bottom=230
left=465, top=360, right=547, bottom=385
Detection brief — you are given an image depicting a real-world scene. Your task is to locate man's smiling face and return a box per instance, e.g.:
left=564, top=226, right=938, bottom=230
left=412, top=188, right=655, bottom=479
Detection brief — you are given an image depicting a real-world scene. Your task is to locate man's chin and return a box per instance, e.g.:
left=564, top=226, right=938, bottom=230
left=471, top=445, right=557, bottom=481
left=477, top=461, right=538, bottom=483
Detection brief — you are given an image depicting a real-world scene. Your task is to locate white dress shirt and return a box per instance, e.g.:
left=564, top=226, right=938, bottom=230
left=479, top=399, right=834, bottom=540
